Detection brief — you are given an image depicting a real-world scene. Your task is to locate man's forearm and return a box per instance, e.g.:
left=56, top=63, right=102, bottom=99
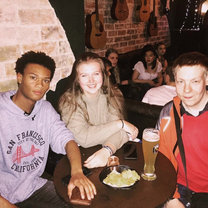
left=65, top=140, right=83, bottom=175
left=0, top=196, right=17, bottom=208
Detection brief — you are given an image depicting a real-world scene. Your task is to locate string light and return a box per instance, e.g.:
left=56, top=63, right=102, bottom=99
left=179, top=0, right=203, bottom=33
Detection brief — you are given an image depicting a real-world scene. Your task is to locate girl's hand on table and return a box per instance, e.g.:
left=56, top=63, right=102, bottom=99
left=84, top=148, right=110, bottom=169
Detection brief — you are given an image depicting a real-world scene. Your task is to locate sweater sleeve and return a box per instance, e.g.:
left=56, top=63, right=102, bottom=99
left=65, top=107, right=128, bottom=149
left=104, top=131, right=128, bottom=150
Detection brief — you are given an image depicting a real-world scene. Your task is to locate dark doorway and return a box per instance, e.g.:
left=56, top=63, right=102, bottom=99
left=164, top=0, right=204, bottom=60
left=49, top=0, right=85, bottom=59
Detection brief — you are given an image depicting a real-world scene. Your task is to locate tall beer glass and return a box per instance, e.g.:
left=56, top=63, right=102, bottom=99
left=141, top=128, right=159, bottom=181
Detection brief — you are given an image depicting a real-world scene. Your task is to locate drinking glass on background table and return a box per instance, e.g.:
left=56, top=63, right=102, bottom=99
left=141, top=128, right=160, bottom=181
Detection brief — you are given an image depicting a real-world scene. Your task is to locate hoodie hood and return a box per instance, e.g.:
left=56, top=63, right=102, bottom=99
left=0, top=90, right=42, bottom=121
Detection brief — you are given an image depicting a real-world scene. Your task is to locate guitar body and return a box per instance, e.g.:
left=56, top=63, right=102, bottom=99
left=85, top=12, right=107, bottom=49
left=139, top=0, right=150, bottom=22
left=111, top=0, right=129, bottom=20
left=147, top=12, right=158, bottom=36
left=147, top=0, right=158, bottom=36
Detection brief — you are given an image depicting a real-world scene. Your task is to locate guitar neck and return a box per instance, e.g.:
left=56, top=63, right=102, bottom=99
left=95, top=0, right=99, bottom=20
left=153, top=0, right=155, bottom=14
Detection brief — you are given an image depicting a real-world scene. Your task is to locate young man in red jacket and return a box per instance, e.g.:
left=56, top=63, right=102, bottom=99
left=157, top=52, right=208, bottom=208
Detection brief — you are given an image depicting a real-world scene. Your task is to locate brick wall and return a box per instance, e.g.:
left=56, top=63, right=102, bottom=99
left=0, top=0, right=75, bottom=91
left=0, top=0, right=171, bottom=92
left=85, top=0, right=170, bottom=56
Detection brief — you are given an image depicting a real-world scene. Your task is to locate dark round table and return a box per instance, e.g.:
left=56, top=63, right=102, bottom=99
left=53, top=142, right=177, bottom=208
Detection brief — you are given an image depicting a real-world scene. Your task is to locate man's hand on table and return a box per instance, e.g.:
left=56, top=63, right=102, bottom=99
left=64, top=141, right=96, bottom=201
left=68, top=172, right=96, bottom=200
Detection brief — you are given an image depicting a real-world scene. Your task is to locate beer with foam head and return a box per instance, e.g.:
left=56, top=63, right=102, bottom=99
left=142, top=128, right=159, bottom=181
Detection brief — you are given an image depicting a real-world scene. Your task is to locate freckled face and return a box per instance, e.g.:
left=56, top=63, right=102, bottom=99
left=107, top=52, right=118, bottom=67
left=175, top=65, right=208, bottom=111
left=77, top=61, right=103, bottom=98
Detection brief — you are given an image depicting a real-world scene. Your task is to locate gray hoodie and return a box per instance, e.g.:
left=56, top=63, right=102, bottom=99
left=0, top=91, right=74, bottom=204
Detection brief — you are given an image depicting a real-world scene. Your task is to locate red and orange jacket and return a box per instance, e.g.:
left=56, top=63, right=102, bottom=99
left=157, top=96, right=181, bottom=198
left=157, top=95, right=208, bottom=198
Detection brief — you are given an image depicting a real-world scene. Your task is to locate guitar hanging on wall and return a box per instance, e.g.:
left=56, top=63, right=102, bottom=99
left=139, top=0, right=150, bottom=22
left=85, top=0, right=107, bottom=49
left=147, top=0, right=158, bottom=36
left=111, top=0, right=129, bottom=21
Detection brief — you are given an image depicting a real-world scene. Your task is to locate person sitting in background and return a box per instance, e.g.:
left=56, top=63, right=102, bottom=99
left=155, top=42, right=168, bottom=84
left=101, top=57, right=123, bottom=98
left=0, top=51, right=96, bottom=208
left=142, top=65, right=176, bottom=106
left=132, top=44, right=163, bottom=100
left=155, top=42, right=168, bottom=73
left=101, top=57, right=112, bottom=77
left=157, top=52, right=208, bottom=208
left=105, top=48, right=128, bottom=86
left=106, top=48, right=142, bottom=100
left=58, top=52, right=138, bottom=169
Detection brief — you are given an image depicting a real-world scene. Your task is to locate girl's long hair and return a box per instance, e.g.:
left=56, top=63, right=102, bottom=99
left=58, top=52, right=124, bottom=123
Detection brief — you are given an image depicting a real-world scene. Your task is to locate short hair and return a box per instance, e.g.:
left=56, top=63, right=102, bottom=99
left=172, top=52, right=208, bottom=76
left=15, top=51, right=56, bottom=80
left=105, top=48, right=119, bottom=58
